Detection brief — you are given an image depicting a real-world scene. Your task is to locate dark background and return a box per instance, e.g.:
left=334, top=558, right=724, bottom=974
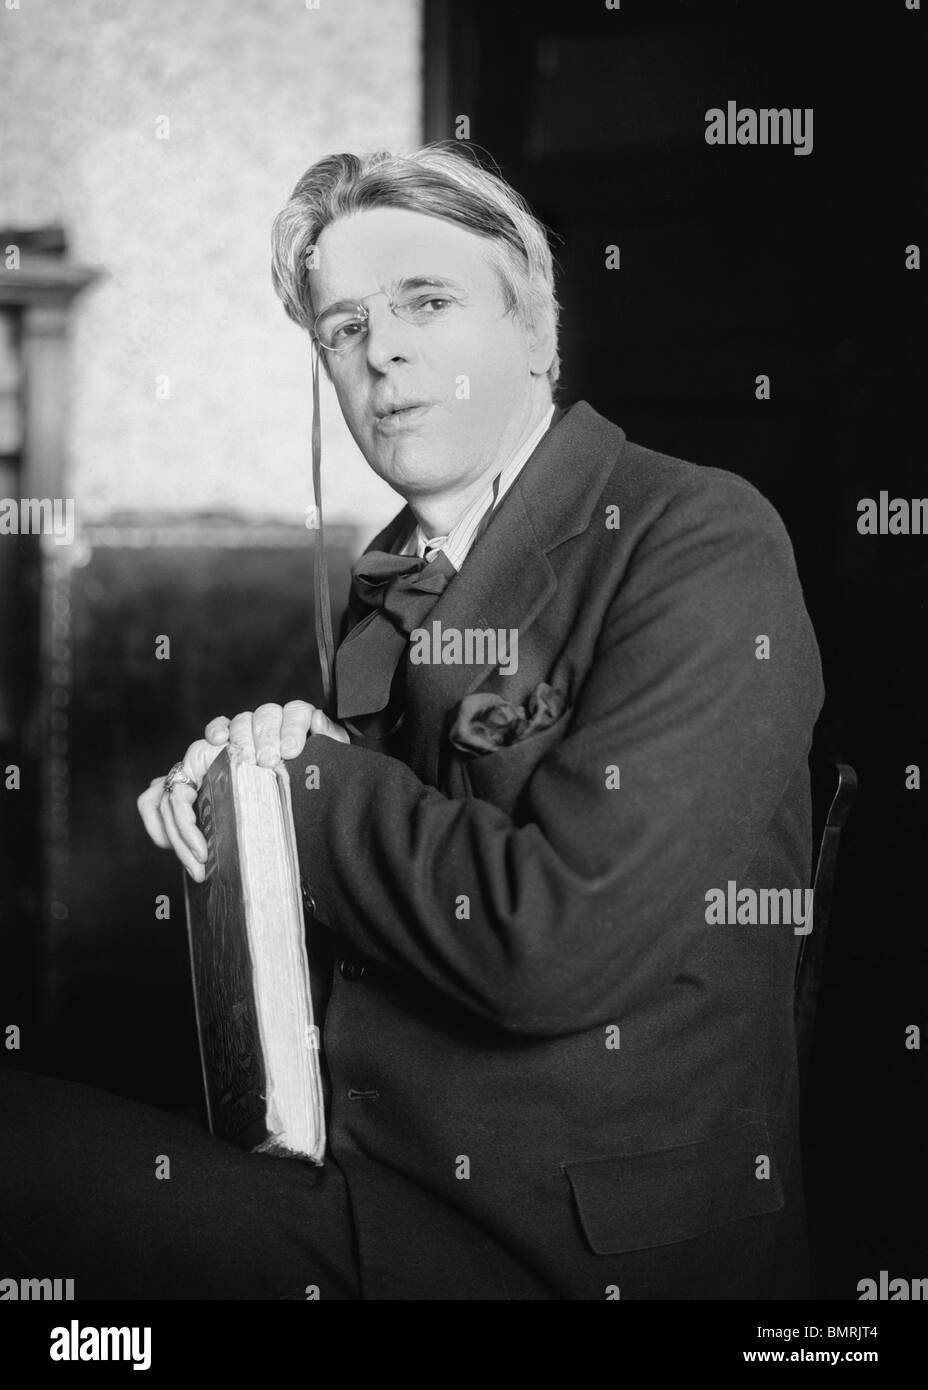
left=2, top=0, right=926, bottom=1299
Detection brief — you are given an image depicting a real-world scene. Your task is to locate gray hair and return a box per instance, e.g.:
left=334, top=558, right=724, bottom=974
left=271, top=142, right=561, bottom=386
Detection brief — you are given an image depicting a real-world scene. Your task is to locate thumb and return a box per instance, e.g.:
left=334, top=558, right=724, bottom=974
left=311, top=708, right=350, bottom=744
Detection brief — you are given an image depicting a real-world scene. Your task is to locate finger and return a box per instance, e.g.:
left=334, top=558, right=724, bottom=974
left=184, top=738, right=223, bottom=784
left=204, top=715, right=231, bottom=745
left=281, top=700, right=315, bottom=758
left=252, top=703, right=284, bottom=768
left=166, top=741, right=221, bottom=861
left=138, top=777, right=171, bottom=849
left=170, top=782, right=207, bottom=862
left=158, top=785, right=207, bottom=881
left=227, top=711, right=256, bottom=763
left=310, top=707, right=351, bottom=744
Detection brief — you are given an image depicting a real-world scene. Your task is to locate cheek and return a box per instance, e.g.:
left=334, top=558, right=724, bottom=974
left=442, top=325, right=530, bottom=413
left=330, top=377, right=368, bottom=437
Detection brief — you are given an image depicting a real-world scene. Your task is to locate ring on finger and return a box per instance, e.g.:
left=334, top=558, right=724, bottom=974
left=163, top=761, right=195, bottom=799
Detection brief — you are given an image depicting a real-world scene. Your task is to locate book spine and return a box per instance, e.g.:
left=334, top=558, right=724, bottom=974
left=184, top=778, right=216, bottom=1136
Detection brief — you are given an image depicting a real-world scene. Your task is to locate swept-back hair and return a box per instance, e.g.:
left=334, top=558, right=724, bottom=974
left=271, top=142, right=561, bottom=385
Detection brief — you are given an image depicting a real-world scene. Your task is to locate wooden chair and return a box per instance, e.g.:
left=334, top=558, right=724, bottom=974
left=794, top=757, right=857, bottom=1089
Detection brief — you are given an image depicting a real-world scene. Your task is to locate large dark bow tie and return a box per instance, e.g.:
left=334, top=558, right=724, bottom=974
left=335, top=548, right=457, bottom=728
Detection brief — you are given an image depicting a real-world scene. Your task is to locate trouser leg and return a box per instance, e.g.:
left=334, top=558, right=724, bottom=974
left=0, top=1067, right=361, bottom=1300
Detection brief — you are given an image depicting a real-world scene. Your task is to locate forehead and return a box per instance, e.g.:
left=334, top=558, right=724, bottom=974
left=309, top=206, right=500, bottom=303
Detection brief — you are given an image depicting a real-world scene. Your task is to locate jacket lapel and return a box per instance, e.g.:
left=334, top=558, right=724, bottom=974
left=399, top=400, right=627, bottom=785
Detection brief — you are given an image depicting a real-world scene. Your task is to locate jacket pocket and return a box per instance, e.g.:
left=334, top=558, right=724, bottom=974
left=562, top=1120, right=784, bottom=1255
left=461, top=704, right=574, bottom=811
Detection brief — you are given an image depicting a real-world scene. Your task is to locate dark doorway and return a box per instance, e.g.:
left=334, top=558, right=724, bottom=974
left=424, top=0, right=927, bottom=1298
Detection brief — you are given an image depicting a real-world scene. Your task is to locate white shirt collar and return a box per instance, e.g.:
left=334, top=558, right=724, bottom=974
left=407, top=402, right=556, bottom=568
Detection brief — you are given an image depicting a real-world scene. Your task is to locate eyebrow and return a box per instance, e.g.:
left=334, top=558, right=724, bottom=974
left=315, top=275, right=468, bottom=319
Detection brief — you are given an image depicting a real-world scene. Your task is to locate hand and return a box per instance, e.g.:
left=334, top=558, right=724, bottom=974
left=203, top=700, right=349, bottom=764
left=138, top=702, right=350, bottom=883
left=136, top=737, right=223, bottom=883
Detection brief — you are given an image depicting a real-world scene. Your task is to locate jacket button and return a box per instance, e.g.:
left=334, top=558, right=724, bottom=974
left=300, top=880, right=317, bottom=914
left=339, top=958, right=365, bottom=982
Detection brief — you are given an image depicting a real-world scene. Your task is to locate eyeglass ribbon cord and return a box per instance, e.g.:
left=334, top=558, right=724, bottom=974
left=312, top=340, right=336, bottom=715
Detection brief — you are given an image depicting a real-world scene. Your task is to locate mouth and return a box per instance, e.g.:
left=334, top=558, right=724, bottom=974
left=373, top=402, right=434, bottom=433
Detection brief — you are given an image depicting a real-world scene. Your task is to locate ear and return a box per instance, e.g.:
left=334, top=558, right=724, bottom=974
left=526, top=306, right=556, bottom=378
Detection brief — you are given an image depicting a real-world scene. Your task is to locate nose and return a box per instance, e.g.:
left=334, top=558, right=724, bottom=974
left=363, top=297, right=416, bottom=372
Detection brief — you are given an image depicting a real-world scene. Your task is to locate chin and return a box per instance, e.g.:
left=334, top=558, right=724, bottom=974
left=384, top=468, right=448, bottom=496
left=375, top=450, right=449, bottom=490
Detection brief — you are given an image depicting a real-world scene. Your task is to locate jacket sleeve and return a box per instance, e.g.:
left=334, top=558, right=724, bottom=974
left=287, top=473, right=825, bottom=1036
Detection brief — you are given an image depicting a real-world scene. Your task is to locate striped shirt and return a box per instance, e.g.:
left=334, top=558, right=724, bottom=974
left=403, top=403, right=555, bottom=568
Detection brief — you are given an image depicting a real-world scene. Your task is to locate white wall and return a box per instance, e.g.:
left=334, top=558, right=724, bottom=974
left=0, top=0, right=421, bottom=534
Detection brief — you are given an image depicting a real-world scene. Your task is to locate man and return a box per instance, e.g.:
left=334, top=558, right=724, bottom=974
left=6, top=145, right=824, bottom=1300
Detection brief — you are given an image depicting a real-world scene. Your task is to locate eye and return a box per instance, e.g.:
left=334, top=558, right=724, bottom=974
left=402, top=294, right=456, bottom=320
left=330, top=319, right=365, bottom=344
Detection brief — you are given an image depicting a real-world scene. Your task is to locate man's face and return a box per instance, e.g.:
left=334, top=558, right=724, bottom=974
left=309, top=207, right=551, bottom=502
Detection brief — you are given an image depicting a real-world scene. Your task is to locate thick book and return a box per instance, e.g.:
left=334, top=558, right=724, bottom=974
left=183, top=746, right=326, bottom=1163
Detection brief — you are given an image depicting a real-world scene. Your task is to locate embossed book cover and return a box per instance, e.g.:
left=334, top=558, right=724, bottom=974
left=184, top=747, right=325, bottom=1164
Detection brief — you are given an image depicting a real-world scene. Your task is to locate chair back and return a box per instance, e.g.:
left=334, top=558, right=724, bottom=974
left=795, top=758, right=857, bottom=1087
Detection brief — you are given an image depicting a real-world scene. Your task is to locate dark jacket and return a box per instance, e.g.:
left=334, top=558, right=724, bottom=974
left=288, top=398, right=825, bottom=1300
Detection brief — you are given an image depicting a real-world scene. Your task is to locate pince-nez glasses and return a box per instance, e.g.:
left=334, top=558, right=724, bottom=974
left=312, top=286, right=462, bottom=353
